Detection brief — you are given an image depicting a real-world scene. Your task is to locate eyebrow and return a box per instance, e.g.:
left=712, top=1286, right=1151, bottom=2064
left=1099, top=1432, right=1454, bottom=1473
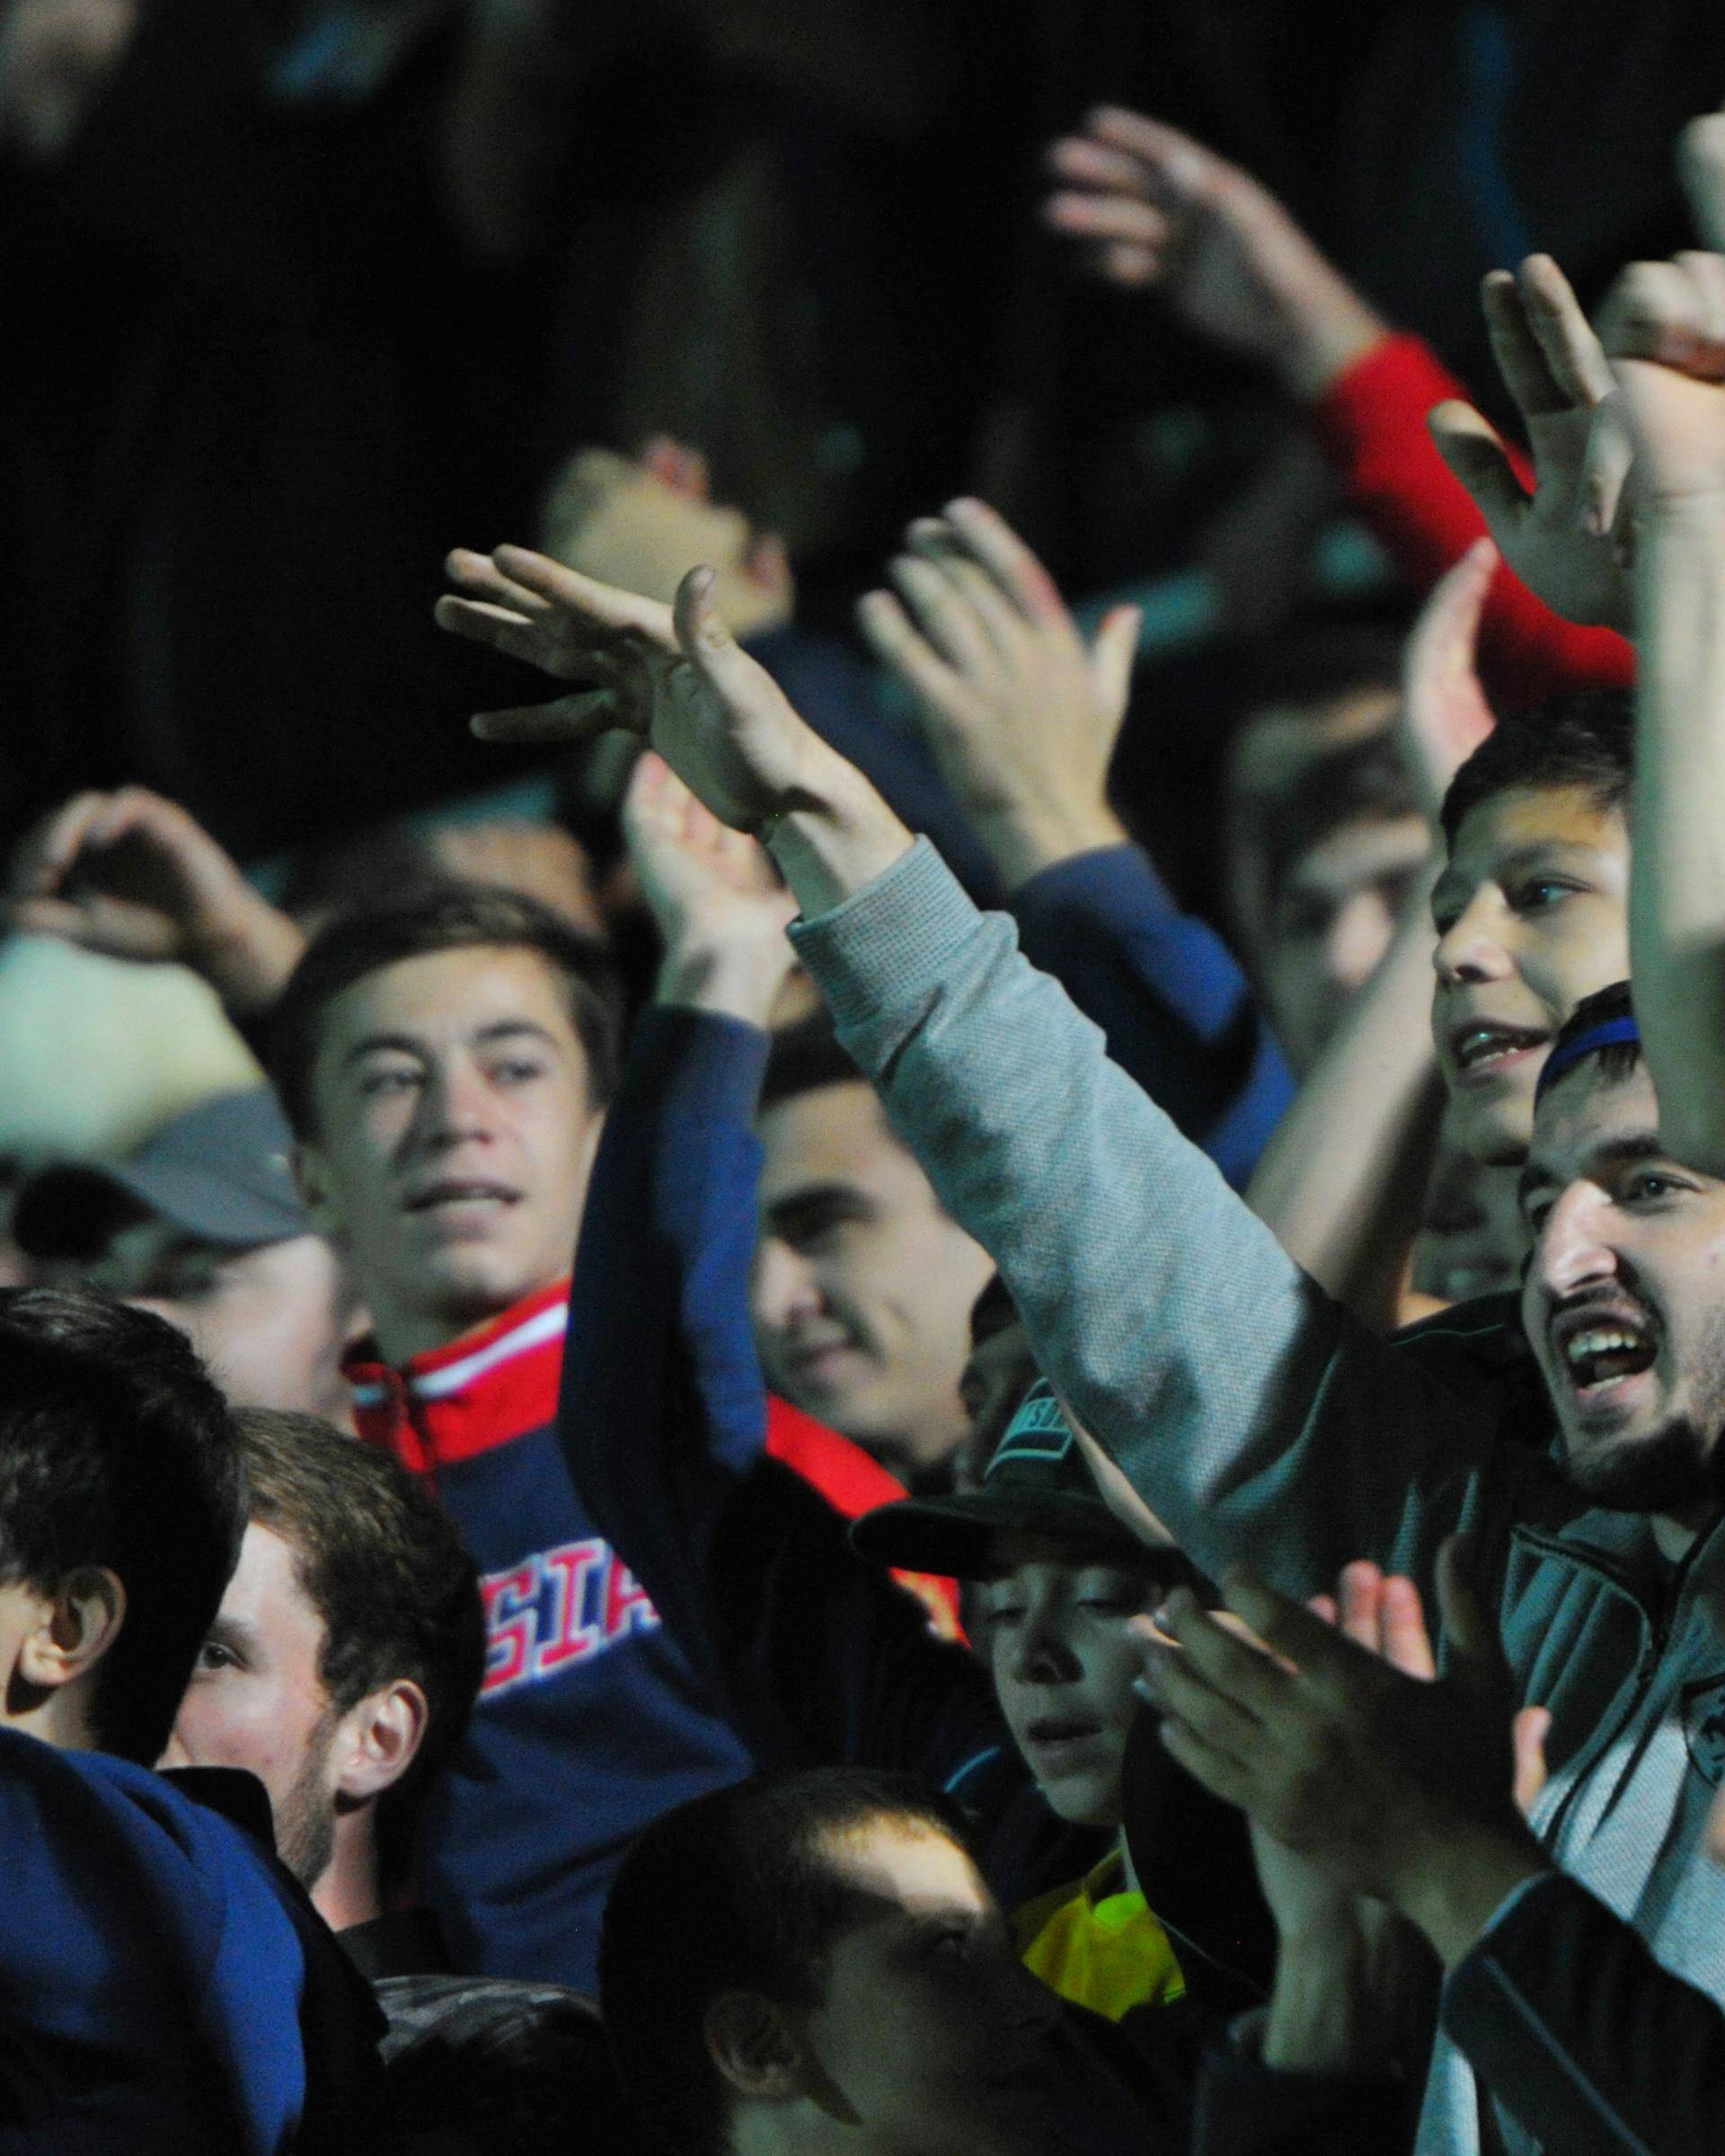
left=1519, top=1129, right=1668, bottom=1207
left=763, top=1180, right=872, bottom=1223
left=342, top=1020, right=561, bottom=1070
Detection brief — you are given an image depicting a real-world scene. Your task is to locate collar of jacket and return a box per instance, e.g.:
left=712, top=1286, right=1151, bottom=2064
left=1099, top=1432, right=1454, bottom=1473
left=344, top=1279, right=570, bottom=1474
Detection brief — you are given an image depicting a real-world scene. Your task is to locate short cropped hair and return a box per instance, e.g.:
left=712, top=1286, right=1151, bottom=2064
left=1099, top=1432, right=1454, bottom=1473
left=233, top=1409, right=485, bottom=1887
left=1537, top=980, right=1642, bottom=1101
left=599, top=1769, right=966, bottom=2156
left=758, top=1012, right=863, bottom=1115
left=270, top=881, right=622, bottom=1138
left=0, top=1289, right=242, bottom=1763
left=1440, top=691, right=1633, bottom=849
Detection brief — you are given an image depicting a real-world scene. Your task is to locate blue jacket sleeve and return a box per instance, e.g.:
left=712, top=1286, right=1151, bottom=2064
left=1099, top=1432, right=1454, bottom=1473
left=562, top=1004, right=1013, bottom=1801
left=1010, top=846, right=1295, bottom=1192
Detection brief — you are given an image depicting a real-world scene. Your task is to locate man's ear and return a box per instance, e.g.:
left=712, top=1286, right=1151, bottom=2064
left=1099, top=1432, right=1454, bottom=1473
left=294, top=1140, right=348, bottom=1242
left=16, top=1566, right=128, bottom=1693
left=703, top=1992, right=808, bottom=2100
left=332, top=1677, right=428, bottom=1807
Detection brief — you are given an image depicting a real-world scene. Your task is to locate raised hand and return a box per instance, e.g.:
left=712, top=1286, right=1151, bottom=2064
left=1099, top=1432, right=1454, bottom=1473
left=1146, top=1538, right=1549, bottom=1966
left=1429, top=254, right=1634, bottom=630
left=623, top=751, right=797, bottom=1020
left=439, top=548, right=820, bottom=830
left=1397, top=539, right=1499, bottom=825
left=856, top=498, right=1140, bottom=887
left=437, top=545, right=912, bottom=914
left=1042, top=106, right=1386, bottom=399
left=1597, top=248, right=1725, bottom=509
left=7, top=787, right=305, bottom=1015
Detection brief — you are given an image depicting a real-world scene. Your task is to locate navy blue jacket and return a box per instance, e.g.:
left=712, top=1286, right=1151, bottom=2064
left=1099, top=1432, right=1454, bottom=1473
left=0, top=1733, right=384, bottom=2152
left=565, top=1006, right=1089, bottom=1911
left=349, top=1292, right=756, bottom=1992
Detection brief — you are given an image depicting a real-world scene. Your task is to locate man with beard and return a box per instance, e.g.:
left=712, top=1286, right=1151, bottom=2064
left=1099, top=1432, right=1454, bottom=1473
left=164, top=1406, right=486, bottom=1971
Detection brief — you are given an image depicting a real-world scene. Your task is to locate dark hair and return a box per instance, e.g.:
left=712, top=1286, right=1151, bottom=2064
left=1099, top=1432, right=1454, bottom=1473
left=1261, top=729, right=1422, bottom=915
left=1238, top=619, right=1409, bottom=718
left=232, top=1409, right=485, bottom=1889
left=1536, top=981, right=1642, bottom=1103
left=1440, top=691, right=1634, bottom=848
left=270, top=881, right=622, bottom=1137
left=758, top=1012, right=864, bottom=1115
left=599, top=1769, right=967, bottom=2156
left=0, top=1288, right=242, bottom=1762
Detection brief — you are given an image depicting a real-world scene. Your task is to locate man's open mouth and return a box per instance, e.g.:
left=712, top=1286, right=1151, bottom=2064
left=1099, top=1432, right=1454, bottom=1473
left=1552, top=1303, right=1659, bottom=1400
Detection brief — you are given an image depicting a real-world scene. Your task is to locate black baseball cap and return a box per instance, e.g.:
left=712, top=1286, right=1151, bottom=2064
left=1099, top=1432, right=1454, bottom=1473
left=850, top=1379, right=1191, bottom=1581
left=13, top=1087, right=308, bottom=1261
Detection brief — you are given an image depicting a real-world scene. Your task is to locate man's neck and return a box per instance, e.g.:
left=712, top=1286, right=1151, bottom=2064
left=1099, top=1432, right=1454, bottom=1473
left=313, top=1814, right=385, bottom=1934
left=369, top=1275, right=566, bottom=1369
left=1, top=1690, right=97, bottom=1754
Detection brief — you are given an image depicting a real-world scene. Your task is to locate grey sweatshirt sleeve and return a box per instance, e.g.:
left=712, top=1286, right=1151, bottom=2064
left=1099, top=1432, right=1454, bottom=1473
left=789, top=841, right=1502, bottom=1596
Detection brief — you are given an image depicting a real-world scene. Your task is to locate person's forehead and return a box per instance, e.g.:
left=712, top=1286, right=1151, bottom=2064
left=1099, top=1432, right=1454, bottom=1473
left=221, top=1520, right=325, bottom=1645
left=1527, top=1058, right=1659, bottom=1180
left=319, top=945, right=579, bottom=1056
left=824, top=1818, right=985, bottom=1922
left=1448, top=783, right=1628, bottom=874
left=1282, top=811, right=1430, bottom=905
left=758, top=1081, right=916, bottom=1188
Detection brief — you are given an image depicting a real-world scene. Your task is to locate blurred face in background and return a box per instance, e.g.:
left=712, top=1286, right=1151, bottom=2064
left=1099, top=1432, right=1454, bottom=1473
left=1256, top=808, right=1432, bottom=1070
left=753, top=1081, right=995, bottom=1486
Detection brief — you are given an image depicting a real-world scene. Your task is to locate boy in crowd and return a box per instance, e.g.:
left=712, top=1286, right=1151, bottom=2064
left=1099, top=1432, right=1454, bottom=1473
left=752, top=1015, right=997, bottom=1488
left=598, top=1768, right=1189, bottom=2156
left=0, top=1288, right=384, bottom=2150
left=265, top=882, right=759, bottom=1989
left=427, top=482, right=1720, bottom=2155
left=164, top=1406, right=485, bottom=1972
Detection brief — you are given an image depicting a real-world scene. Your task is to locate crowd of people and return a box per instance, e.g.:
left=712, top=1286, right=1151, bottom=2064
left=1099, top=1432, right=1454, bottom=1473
left=7, top=6, right=1725, bottom=2152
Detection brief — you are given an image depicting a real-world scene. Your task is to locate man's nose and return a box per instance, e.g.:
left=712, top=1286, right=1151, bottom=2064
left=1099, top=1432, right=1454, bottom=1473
left=1535, top=1181, right=1619, bottom=1300
left=751, top=1237, right=823, bottom=1335
left=1435, top=890, right=1514, bottom=989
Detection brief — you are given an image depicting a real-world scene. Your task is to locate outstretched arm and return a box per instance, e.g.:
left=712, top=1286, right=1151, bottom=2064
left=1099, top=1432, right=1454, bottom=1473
left=563, top=755, right=1003, bottom=1783
left=1044, top=107, right=1632, bottom=708
left=1245, top=545, right=1502, bottom=1329
left=1599, top=118, right=1725, bottom=1177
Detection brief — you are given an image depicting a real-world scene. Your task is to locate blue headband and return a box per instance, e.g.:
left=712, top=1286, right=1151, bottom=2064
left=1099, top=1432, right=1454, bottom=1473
left=1535, top=1012, right=1641, bottom=1103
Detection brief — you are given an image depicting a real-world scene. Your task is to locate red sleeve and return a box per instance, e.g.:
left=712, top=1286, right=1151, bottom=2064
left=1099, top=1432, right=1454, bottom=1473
left=1308, top=332, right=1633, bottom=713
left=764, top=1395, right=962, bottom=1638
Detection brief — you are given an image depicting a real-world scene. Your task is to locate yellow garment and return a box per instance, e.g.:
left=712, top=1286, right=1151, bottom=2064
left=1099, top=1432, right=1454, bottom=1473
left=1013, top=1854, right=1186, bottom=2022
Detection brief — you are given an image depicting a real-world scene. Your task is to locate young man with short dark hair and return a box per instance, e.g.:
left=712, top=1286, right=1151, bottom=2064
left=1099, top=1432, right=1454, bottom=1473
left=599, top=1767, right=1186, bottom=2156
left=164, top=1406, right=486, bottom=1960
left=0, top=1289, right=384, bottom=2151
left=754, top=1015, right=996, bottom=1488
left=269, top=879, right=894, bottom=1990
